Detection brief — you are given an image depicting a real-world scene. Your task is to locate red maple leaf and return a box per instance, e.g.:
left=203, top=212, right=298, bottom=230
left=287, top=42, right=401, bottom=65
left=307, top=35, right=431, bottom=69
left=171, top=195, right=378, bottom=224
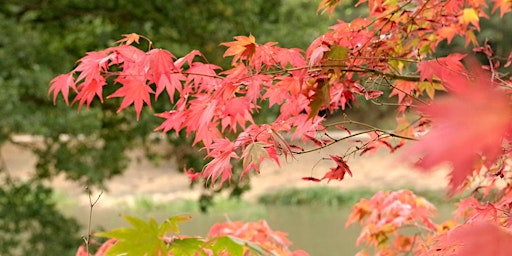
left=429, top=221, right=512, bottom=256
left=409, top=60, right=512, bottom=193
left=144, top=49, right=183, bottom=101
left=49, top=73, right=76, bottom=105
left=154, top=108, right=186, bottom=136
left=321, top=155, right=353, bottom=182
left=185, top=62, right=222, bottom=92
left=202, top=138, right=238, bottom=185
left=108, top=76, right=154, bottom=120
left=183, top=167, right=201, bottom=183
left=73, top=77, right=106, bottom=110
left=417, top=53, right=466, bottom=83
left=70, top=50, right=111, bottom=109
left=436, top=25, right=459, bottom=45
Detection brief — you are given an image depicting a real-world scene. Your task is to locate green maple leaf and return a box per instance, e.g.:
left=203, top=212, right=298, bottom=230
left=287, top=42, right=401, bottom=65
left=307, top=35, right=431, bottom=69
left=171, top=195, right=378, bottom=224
left=95, top=215, right=192, bottom=256
left=169, top=238, right=207, bottom=256
left=208, top=236, right=267, bottom=255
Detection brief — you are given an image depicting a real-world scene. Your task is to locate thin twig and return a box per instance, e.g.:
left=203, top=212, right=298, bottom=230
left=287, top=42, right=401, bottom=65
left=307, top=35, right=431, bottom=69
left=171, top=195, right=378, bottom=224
left=84, top=186, right=103, bottom=255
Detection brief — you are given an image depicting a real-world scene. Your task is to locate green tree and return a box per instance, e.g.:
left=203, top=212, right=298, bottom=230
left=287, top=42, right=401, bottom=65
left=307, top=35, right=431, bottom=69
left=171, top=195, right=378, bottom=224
left=0, top=1, right=351, bottom=253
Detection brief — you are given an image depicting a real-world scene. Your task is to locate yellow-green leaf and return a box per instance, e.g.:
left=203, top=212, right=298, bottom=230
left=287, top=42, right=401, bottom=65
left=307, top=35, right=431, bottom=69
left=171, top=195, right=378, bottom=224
left=242, top=142, right=269, bottom=171
left=418, top=82, right=445, bottom=99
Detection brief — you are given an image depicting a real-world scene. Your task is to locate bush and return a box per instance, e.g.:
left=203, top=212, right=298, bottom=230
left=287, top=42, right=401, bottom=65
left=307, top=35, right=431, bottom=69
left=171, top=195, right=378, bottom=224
left=0, top=179, right=81, bottom=256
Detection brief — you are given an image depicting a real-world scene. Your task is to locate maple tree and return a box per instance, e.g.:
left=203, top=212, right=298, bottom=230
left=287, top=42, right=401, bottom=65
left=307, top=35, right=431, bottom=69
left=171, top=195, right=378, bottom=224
left=49, top=0, right=512, bottom=254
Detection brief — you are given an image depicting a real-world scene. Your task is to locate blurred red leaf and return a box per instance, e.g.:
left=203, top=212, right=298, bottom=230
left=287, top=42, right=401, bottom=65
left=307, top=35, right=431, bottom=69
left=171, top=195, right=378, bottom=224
left=429, top=221, right=512, bottom=256
left=409, top=60, right=512, bottom=193
left=302, top=176, right=321, bottom=182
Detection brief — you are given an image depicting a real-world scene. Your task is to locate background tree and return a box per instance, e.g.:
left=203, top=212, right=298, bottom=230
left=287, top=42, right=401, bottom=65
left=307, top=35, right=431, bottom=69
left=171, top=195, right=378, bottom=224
left=48, top=0, right=512, bottom=254
left=0, top=0, right=364, bottom=254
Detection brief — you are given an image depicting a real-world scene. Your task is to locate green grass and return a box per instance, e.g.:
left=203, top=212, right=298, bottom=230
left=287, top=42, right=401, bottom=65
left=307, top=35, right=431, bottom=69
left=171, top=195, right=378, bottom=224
left=53, top=186, right=462, bottom=222
left=110, top=187, right=462, bottom=214
left=258, top=186, right=462, bottom=207
left=258, top=187, right=376, bottom=207
left=116, top=195, right=268, bottom=220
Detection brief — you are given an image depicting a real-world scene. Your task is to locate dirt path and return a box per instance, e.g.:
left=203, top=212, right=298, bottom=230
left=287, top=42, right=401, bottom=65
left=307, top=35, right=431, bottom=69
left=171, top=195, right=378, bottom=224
left=1, top=139, right=449, bottom=208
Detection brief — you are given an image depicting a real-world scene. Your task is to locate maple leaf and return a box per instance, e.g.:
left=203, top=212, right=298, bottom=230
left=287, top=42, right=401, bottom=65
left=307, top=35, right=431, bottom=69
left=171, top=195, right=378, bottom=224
left=364, top=89, right=383, bottom=100
left=75, top=238, right=116, bottom=256
left=269, top=128, right=295, bottom=161
left=219, top=97, right=255, bottom=132
left=95, top=215, right=192, bottom=256
left=417, top=81, right=445, bottom=99
left=417, top=53, right=466, bottom=83
left=115, top=33, right=141, bottom=45
left=144, top=48, right=183, bottom=101
left=185, top=62, right=222, bottom=92
left=308, top=79, right=331, bottom=119
left=185, top=97, right=218, bottom=146
left=491, top=0, right=512, bottom=17
left=264, top=76, right=301, bottom=108
left=154, top=108, right=186, bottom=135
left=436, top=25, right=459, bottom=45
left=202, top=139, right=238, bottom=185
left=317, top=0, right=343, bottom=15
left=307, top=44, right=330, bottom=68
left=220, top=34, right=257, bottom=65
left=73, top=77, right=106, bottom=110
left=459, top=8, right=481, bottom=30
left=241, top=141, right=269, bottom=174
left=429, top=220, right=512, bottom=256
left=174, top=49, right=203, bottom=69
left=74, top=50, right=110, bottom=84
left=275, top=48, right=306, bottom=68
left=409, top=61, right=512, bottom=193
left=108, top=76, right=154, bottom=120
left=321, top=155, right=352, bottom=182
left=389, top=80, right=417, bottom=104
left=302, top=177, right=322, bottom=182
left=71, top=50, right=112, bottom=109
left=49, top=73, right=76, bottom=105
left=183, top=167, right=201, bottom=182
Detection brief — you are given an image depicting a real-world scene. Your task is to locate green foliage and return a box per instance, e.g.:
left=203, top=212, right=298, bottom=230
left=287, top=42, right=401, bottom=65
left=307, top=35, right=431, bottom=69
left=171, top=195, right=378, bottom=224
left=96, top=215, right=190, bottom=255
left=95, top=215, right=267, bottom=255
left=0, top=179, right=81, bottom=256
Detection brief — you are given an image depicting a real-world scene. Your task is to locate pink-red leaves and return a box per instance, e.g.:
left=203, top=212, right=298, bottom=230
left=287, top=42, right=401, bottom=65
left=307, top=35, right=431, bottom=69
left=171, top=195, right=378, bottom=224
left=409, top=60, right=512, bottom=193
left=417, top=54, right=466, bottom=83
left=491, top=0, right=512, bottom=17
left=429, top=221, right=512, bottom=256
left=49, top=73, right=76, bottom=105
left=144, top=49, right=180, bottom=100
left=73, top=77, right=106, bottom=109
left=346, top=190, right=437, bottom=251
left=202, top=139, right=238, bottom=185
left=321, top=155, right=352, bottom=182
left=108, top=76, right=154, bottom=120
left=154, top=110, right=186, bottom=135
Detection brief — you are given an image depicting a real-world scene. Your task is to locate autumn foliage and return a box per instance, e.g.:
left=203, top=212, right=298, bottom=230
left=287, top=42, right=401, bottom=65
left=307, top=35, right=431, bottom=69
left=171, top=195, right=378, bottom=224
left=49, top=0, right=512, bottom=254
